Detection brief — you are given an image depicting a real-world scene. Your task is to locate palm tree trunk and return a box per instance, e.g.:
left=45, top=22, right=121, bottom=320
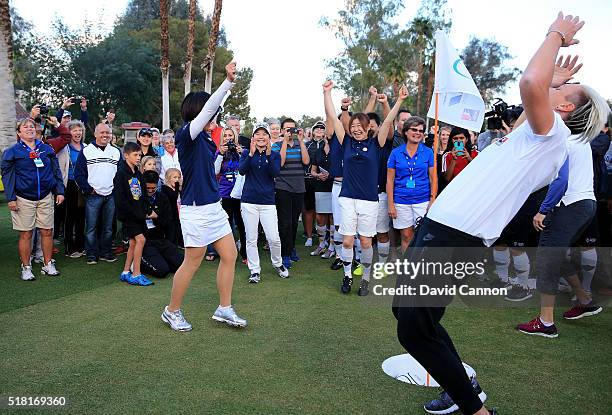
left=203, top=0, right=223, bottom=93
left=425, top=58, right=435, bottom=113
left=0, top=0, right=16, bottom=151
left=160, top=0, right=170, bottom=130
left=183, top=0, right=196, bottom=96
left=416, top=49, right=423, bottom=116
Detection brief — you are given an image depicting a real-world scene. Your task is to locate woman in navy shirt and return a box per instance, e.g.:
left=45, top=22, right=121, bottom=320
left=323, top=80, right=408, bottom=296
left=161, top=62, right=247, bottom=332
left=387, top=116, right=435, bottom=254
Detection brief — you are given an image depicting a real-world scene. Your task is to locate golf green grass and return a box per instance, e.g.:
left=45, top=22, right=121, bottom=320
left=1, top=206, right=611, bottom=414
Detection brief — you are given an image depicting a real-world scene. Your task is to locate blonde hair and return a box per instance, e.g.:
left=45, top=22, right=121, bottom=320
left=566, top=85, right=611, bottom=142
left=164, top=167, right=182, bottom=184
left=140, top=155, right=157, bottom=173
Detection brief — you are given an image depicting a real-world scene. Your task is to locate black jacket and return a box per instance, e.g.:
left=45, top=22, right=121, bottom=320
left=144, top=190, right=174, bottom=241
left=113, top=160, right=147, bottom=223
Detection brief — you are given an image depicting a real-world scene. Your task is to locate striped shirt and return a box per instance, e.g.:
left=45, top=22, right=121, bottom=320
left=272, top=140, right=306, bottom=193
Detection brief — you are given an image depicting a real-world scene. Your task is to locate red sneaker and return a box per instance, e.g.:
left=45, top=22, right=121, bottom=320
left=563, top=303, right=603, bottom=320
left=516, top=317, right=558, bottom=338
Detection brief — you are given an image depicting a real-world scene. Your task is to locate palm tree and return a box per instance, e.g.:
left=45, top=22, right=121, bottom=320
left=408, top=17, right=435, bottom=116
left=160, top=0, right=170, bottom=129
left=183, top=0, right=197, bottom=96
left=202, top=0, right=223, bottom=93
left=0, top=0, right=16, bottom=151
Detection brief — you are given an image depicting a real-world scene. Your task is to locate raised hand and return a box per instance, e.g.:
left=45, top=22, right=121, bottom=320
left=547, top=12, right=585, bottom=47
left=551, top=55, right=582, bottom=87
left=377, top=93, right=388, bottom=104
left=249, top=137, right=257, bottom=156
left=368, top=86, right=378, bottom=96
left=398, top=85, right=409, bottom=101
left=62, top=97, right=74, bottom=109
left=341, top=97, right=352, bottom=108
left=226, top=61, right=237, bottom=82
left=322, top=80, right=334, bottom=93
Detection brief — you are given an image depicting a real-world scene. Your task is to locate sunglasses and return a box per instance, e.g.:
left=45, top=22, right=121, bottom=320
left=408, top=127, right=424, bottom=134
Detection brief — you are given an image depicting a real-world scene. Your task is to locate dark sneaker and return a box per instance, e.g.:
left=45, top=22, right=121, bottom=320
left=516, top=317, right=558, bottom=338
left=274, top=265, right=289, bottom=279
left=424, top=376, right=487, bottom=414
left=100, top=254, right=117, bottom=263
left=563, top=302, right=603, bottom=320
left=330, top=257, right=343, bottom=270
left=490, top=279, right=512, bottom=290
left=341, top=275, right=352, bottom=294
left=282, top=256, right=292, bottom=269
left=358, top=280, right=369, bottom=296
left=504, top=286, right=533, bottom=302
left=86, top=257, right=98, bottom=265
left=248, top=273, right=261, bottom=284
left=290, top=248, right=300, bottom=262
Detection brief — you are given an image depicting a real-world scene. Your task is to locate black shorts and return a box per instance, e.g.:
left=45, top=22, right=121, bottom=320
left=122, top=221, right=146, bottom=239
left=496, top=188, right=546, bottom=248
left=304, top=179, right=316, bottom=211
left=577, top=213, right=598, bottom=247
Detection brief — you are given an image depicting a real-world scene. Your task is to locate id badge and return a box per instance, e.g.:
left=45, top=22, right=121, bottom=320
left=33, top=157, right=44, bottom=168
left=146, top=219, right=156, bottom=229
left=406, top=178, right=416, bottom=189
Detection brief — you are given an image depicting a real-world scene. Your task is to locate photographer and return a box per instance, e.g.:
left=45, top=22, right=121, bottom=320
left=2, top=118, right=65, bottom=281
left=215, top=127, right=247, bottom=263
left=477, top=100, right=523, bottom=151
left=272, top=118, right=310, bottom=269
left=161, top=168, right=183, bottom=247
left=442, top=127, right=479, bottom=183
left=140, top=171, right=184, bottom=279
left=227, top=115, right=251, bottom=148
left=54, top=97, right=89, bottom=136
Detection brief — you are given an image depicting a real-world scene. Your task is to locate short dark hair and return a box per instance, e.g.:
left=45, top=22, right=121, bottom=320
left=181, top=91, right=214, bottom=122
left=444, top=126, right=473, bottom=153
left=123, top=142, right=141, bottom=155
left=143, top=170, right=160, bottom=184
left=396, top=109, right=411, bottom=121
left=367, top=112, right=381, bottom=126
left=349, top=113, right=370, bottom=133
left=280, top=118, right=297, bottom=129
left=401, top=116, right=426, bottom=137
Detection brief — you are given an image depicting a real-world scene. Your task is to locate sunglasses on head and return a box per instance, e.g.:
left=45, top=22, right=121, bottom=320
left=139, top=128, right=153, bottom=136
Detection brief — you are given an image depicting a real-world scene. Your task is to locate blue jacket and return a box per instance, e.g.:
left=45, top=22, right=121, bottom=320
left=539, top=157, right=569, bottom=214
left=239, top=149, right=281, bottom=205
left=1, top=139, right=64, bottom=201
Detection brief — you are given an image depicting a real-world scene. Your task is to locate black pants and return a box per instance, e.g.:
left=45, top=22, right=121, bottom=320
left=275, top=190, right=304, bottom=257
left=536, top=199, right=596, bottom=295
left=392, top=217, right=484, bottom=415
left=54, top=197, right=66, bottom=239
left=63, top=180, right=85, bottom=254
left=141, top=239, right=184, bottom=278
left=222, top=197, right=247, bottom=260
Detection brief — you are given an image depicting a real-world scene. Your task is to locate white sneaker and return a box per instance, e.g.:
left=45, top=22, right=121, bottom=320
left=21, top=264, right=36, bottom=281
left=304, top=237, right=313, bottom=247
left=321, top=248, right=335, bottom=259
left=211, top=306, right=247, bottom=327
left=274, top=264, right=290, bottom=278
left=41, top=260, right=60, bottom=276
left=161, top=306, right=192, bottom=331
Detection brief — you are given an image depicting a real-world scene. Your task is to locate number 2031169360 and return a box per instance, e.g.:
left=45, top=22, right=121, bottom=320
left=4, top=396, right=67, bottom=407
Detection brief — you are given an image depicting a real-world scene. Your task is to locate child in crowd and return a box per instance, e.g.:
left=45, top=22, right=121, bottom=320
left=113, top=142, right=153, bottom=286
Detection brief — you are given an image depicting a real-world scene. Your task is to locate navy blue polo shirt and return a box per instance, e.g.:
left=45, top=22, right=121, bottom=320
left=378, top=139, right=393, bottom=193
left=239, top=149, right=281, bottom=205
left=339, top=135, right=381, bottom=202
left=387, top=142, right=434, bottom=205
left=176, top=122, right=220, bottom=206
left=329, top=133, right=344, bottom=179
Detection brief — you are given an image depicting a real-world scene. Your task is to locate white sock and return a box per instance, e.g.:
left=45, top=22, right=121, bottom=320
left=218, top=305, right=232, bottom=311
left=580, top=248, right=597, bottom=292
left=333, top=227, right=343, bottom=258
left=316, top=225, right=327, bottom=249
left=539, top=317, right=554, bottom=327
left=512, top=252, right=530, bottom=288
left=361, top=247, right=373, bottom=282
left=341, top=246, right=353, bottom=277
left=493, top=248, right=510, bottom=282
left=527, top=278, right=537, bottom=290
left=377, top=241, right=390, bottom=264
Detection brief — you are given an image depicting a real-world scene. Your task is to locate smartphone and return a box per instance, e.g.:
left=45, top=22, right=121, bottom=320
left=453, top=141, right=465, bottom=156
left=319, top=167, right=329, bottom=175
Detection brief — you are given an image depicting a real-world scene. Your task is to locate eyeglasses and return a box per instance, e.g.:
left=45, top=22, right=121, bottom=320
left=408, top=127, right=424, bottom=134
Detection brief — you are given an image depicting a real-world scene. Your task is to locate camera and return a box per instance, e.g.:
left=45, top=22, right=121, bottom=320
left=73, top=96, right=84, bottom=102
left=227, top=141, right=237, bottom=152
left=288, top=127, right=300, bottom=134
left=484, top=99, right=523, bottom=131
left=39, top=103, right=48, bottom=116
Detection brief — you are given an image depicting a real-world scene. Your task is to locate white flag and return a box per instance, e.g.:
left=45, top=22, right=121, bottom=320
left=427, top=30, right=485, bottom=132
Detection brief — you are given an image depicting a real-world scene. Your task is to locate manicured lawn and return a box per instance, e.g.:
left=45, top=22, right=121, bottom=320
left=0, top=206, right=610, bottom=414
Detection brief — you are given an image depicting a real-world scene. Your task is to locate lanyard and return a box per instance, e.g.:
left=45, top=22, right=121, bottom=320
left=20, top=140, right=41, bottom=159
left=405, top=147, right=419, bottom=180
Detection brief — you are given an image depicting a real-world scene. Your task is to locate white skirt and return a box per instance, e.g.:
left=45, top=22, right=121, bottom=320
left=315, top=192, right=332, bottom=214
left=180, top=200, right=232, bottom=247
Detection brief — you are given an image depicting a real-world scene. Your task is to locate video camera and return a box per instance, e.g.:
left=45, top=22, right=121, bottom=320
left=484, top=99, right=523, bottom=130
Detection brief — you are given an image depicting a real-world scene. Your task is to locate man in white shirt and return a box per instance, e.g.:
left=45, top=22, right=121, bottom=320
left=393, top=13, right=610, bottom=415
left=160, top=134, right=181, bottom=182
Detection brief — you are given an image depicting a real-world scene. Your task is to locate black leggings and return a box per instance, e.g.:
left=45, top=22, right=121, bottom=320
left=222, top=197, right=247, bottom=260
left=141, top=239, right=184, bottom=278
left=63, top=180, right=85, bottom=254
left=275, top=190, right=304, bottom=257
left=392, top=217, right=484, bottom=415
